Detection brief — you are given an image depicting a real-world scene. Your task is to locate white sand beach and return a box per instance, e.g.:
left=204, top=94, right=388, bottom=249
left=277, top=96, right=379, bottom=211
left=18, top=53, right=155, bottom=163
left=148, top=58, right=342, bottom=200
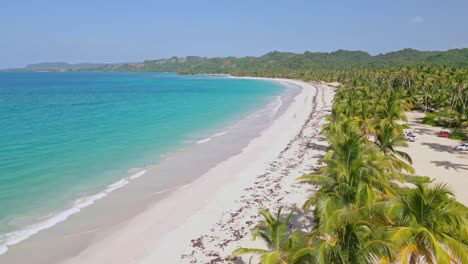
left=3, top=79, right=466, bottom=264
left=52, top=79, right=334, bottom=264
left=405, top=112, right=468, bottom=206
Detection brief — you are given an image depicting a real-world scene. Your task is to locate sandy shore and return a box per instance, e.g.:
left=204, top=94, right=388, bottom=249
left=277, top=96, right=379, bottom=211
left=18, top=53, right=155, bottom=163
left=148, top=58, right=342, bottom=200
left=50, top=79, right=334, bottom=264
left=405, top=112, right=468, bottom=206
left=9, top=81, right=465, bottom=264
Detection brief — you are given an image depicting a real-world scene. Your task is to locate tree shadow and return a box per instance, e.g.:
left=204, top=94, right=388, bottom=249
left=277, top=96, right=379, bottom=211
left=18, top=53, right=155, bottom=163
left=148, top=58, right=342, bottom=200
left=315, top=137, right=327, bottom=142
left=311, top=154, right=324, bottom=160
left=231, top=256, right=252, bottom=264
left=421, top=142, right=458, bottom=154
left=304, top=141, right=327, bottom=151
left=430, top=160, right=468, bottom=171
left=287, top=206, right=316, bottom=231
left=230, top=207, right=315, bottom=264
left=412, top=126, right=435, bottom=135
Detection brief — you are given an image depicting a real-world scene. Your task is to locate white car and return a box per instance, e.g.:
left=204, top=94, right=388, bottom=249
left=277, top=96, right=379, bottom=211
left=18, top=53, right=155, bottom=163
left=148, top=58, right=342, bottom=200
left=404, top=130, right=417, bottom=138
left=404, top=131, right=416, bottom=142
left=454, top=143, right=468, bottom=151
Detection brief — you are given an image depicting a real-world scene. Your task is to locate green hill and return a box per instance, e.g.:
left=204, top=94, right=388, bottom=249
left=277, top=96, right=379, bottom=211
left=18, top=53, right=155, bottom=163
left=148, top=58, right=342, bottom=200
left=96, top=48, right=468, bottom=74
left=5, top=48, right=467, bottom=73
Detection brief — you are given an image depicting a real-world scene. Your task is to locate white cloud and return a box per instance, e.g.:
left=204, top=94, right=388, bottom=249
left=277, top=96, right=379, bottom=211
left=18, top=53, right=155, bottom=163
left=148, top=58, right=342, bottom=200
left=409, top=16, right=424, bottom=24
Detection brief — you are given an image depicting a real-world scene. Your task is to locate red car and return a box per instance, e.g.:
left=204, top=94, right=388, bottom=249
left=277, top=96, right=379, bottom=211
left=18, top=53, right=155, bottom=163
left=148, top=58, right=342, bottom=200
left=438, top=131, right=449, bottom=137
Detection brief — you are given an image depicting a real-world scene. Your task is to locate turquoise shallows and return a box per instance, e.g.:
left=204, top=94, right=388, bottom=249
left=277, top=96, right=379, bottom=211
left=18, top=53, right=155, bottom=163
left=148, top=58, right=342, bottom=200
left=0, top=72, right=283, bottom=234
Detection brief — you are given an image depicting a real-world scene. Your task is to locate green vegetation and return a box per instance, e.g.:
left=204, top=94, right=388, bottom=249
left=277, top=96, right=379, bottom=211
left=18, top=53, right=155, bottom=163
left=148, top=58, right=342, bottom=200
left=231, top=208, right=306, bottom=263
left=244, top=65, right=467, bottom=139
left=232, top=67, right=468, bottom=263
left=5, top=48, right=466, bottom=262
left=99, top=49, right=467, bottom=263
left=421, top=113, right=468, bottom=140
left=450, top=128, right=468, bottom=140
left=93, top=48, right=468, bottom=74
left=98, top=49, right=468, bottom=136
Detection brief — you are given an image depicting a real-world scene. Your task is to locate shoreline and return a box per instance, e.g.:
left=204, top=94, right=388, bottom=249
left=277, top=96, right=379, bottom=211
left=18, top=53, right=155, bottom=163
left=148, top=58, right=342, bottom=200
left=0, top=73, right=291, bottom=259
left=172, top=81, right=334, bottom=263
left=61, top=79, right=332, bottom=264
left=59, top=79, right=333, bottom=264
left=0, top=78, right=310, bottom=263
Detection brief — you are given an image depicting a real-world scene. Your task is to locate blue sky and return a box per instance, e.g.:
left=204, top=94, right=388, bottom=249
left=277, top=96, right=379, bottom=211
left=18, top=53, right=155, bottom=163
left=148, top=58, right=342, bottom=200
left=1, top=0, right=467, bottom=68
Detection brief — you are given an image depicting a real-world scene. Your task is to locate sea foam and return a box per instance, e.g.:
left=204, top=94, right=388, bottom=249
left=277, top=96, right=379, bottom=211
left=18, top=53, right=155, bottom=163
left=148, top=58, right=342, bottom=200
left=196, top=138, right=211, bottom=144
left=0, top=170, right=146, bottom=255
left=196, top=131, right=227, bottom=144
left=213, top=131, right=227, bottom=137
left=270, top=96, right=283, bottom=117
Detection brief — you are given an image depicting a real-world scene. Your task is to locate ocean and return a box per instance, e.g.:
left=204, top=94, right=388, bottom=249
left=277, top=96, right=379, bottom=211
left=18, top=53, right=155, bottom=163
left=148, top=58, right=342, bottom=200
left=0, top=72, right=288, bottom=254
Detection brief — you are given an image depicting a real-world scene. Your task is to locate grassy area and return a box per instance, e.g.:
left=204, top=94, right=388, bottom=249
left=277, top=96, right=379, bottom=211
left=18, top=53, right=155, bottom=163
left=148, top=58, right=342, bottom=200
left=421, top=113, right=467, bottom=140
left=421, top=112, right=439, bottom=126
left=450, top=128, right=468, bottom=140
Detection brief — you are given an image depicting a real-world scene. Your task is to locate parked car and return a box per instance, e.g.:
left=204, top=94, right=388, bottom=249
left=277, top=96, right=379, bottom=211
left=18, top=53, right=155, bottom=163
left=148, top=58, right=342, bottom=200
left=403, top=130, right=416, bottom=141
left=404, top=130, right=417, bottom=139
left=454, top=143, right=468, bottom=151
left=438, top=131, right=449, bottom=137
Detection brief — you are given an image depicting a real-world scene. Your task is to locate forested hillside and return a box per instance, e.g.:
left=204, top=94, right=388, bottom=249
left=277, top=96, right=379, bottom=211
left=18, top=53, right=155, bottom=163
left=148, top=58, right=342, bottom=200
left=96, top=48, right=468, bottom=74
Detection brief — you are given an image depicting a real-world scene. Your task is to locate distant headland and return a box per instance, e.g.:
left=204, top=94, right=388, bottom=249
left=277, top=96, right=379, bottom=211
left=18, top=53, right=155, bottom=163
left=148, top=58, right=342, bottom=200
left=2, top=48, right=467, bottom=73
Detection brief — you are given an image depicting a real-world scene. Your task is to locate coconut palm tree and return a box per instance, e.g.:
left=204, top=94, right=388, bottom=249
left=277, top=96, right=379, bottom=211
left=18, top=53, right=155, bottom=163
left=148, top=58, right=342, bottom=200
left=231, top=207, right=306, bottom=264
left=389, top=181, right=468, bottom=264
left=234, top=64, right=468, bottom=264
left=299, top=121, right=395, bottom=211
left=374, top=124, right=414, bottom=174
left=374, top=92, right=409, bottom=136
left=291, top=199, right=395, bottom=264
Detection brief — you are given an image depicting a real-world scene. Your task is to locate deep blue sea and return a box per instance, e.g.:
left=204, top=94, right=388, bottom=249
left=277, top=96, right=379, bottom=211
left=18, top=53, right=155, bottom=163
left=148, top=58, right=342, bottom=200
left=0, top=72, right=284, bottom=253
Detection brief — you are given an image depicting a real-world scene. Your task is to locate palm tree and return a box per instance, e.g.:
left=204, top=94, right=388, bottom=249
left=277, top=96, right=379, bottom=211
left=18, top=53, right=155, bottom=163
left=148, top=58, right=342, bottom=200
left=292, top=201, right=395, bottom=264
left=299, top=121, right=395, bottom=212
left=389, top=181, right=468, bottom=264
left=234, top=64, right=468, bottom=264
left=374, top=124, right=414, bottom=174
left=231, top=207, right=306, bottom=264
left=374, top=92, right=409, bottom=136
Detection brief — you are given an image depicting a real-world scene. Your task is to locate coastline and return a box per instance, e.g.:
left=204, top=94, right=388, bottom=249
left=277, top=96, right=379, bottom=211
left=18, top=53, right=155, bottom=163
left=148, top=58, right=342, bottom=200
left=0, top=72, right=289, bottom=258
left=0, top=78, right=335, bottom=264
left=63, top=79, right=333, bottom=264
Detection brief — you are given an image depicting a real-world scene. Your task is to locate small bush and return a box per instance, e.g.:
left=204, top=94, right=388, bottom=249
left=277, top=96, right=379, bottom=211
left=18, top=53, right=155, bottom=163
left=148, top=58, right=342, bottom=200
left=421, top=113, right=438, bottom=126
left=421, top=113, right=460, bottom=128
left=449, top=128, right=468, bottom=140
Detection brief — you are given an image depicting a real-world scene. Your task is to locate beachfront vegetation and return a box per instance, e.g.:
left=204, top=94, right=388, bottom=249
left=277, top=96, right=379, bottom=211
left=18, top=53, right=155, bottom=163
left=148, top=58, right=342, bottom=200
left=93, top=48, right=468, bottom=73
left=94, top=49, right=467, bottom=137
left=27, top=49, right=466, bottom=262
left=239, top=65, right=468, bottom=139
left=231, top=67, right=468, bottom=263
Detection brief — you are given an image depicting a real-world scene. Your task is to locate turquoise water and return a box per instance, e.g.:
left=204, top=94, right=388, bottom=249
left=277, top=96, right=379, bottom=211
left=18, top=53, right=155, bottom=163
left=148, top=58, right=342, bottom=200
left=0, top=72, right=283, bottom=248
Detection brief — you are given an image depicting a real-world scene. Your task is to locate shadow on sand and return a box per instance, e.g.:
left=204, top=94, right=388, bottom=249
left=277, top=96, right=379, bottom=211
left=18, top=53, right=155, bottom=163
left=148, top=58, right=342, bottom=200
left=421, top=142, right=458, bottom=154
left=304, top=141, right=327, bottom=152
left=230, top=206, right=315, bottom=264
left=412, top=126, right=436, bottom=135
left=430, top=160, right=468, bottom=171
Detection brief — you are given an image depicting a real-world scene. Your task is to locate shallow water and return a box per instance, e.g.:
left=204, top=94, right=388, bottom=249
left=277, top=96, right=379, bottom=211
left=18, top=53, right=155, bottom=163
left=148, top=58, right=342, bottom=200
left=0, top=72, right=287, bottom=254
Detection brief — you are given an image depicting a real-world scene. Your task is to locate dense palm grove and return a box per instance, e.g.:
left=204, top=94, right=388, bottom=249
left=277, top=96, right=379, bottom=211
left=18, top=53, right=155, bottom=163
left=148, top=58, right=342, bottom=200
left=234, top=65, right=468, bottom=139
left=90, top=49, right=468, bottom=73
left=231, top=65, right=468, bottom=263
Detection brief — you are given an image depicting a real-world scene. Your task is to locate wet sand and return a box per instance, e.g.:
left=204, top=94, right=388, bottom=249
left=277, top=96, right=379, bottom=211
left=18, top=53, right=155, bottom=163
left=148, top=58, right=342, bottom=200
left=1, top=79, right=334, bottom=264
left=62, top=79, right=334, bottom=264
